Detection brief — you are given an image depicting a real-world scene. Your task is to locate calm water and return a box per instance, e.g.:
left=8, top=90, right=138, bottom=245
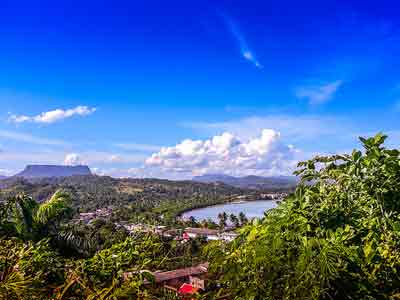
left=182, top=200, right=278, bottom=222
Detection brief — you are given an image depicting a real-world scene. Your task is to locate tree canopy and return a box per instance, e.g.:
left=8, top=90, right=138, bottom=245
left=206, top=133, right=400, bottom=300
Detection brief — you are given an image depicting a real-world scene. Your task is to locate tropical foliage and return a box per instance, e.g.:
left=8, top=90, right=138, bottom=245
left=1, top=190, right=72, bottom=241
left=1, top=134, right=400, bottom=299
left=205, top=133, right=400, bottom=299
left=0, top=238, right=63, bottom=299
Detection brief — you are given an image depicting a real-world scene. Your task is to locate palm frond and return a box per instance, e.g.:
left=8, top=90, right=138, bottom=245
left=34, top=190, right=72, bottom=226
left=9, top=194, right=38, bottom=238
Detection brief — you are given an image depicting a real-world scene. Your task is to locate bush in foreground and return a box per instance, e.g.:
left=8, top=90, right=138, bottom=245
left=206, top=134, right=400, bottom=300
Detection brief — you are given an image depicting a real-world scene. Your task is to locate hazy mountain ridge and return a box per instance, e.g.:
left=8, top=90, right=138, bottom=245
left=15, top=165, right=92, bottom=179
left=193, top=174, right=298, bottom=190
left=0, top=174, right=259, bottom=213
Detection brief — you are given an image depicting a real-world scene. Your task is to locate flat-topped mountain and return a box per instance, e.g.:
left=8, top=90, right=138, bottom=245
left=16, top=165, right=92, bottom=178
left=193, top=174, right=298, bottom=190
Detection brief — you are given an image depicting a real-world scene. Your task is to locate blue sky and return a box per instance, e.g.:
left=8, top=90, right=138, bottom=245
left=1, top=0, right=399, bottom=178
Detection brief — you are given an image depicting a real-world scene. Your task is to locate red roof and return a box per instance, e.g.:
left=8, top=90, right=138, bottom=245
left=178, top=283, right=198, bottom=295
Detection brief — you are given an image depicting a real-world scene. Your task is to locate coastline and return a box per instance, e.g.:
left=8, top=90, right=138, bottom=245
left=178, top=198, right=279, bottom=221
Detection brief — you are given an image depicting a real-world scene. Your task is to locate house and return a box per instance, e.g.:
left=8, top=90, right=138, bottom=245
left=182, top=232, right=191, bottom=241
left=163, top=229, right=180, bottom=238
left=121, top=262, right=209, bottom=299
left=184, top=228, right=219, bottom=240
left=184, top=227, right=238, bottom=242
left=75, top=207, right=113, bottom=224
left=154, top=263, right=208, bottom=298
left=178, top=283, right=199, bottom=299
left=151, top=262, right=209, bottom=285
left=220, top=231, right=238, bottom=242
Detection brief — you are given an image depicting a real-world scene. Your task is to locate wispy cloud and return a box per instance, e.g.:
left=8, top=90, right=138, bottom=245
left=295, top=81, right=343, bottom=105
left=220, top=12, right=263, bottom=69
left=395, top=100, right=400, bottom=112
left=9, top=105, right=96, bottom=124
left=115, top=143, right=162, bottom=152
left=0, top=129, right=66, bottom=145
left=183, top=115, right=350, bottom=143
left=63, top=151, right=147, bottom=165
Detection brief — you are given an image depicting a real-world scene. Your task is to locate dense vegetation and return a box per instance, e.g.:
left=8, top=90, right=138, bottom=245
left=1, top=133, right=399, bottom=299
left=0, top=190, right=208, bottom=299
left=0, top=176, right=264, bottom=225
left=205, top=134, right=400, bottom=299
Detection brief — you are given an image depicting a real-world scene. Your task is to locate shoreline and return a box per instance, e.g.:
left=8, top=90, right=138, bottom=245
left=177, top=198, right=279, bottom=220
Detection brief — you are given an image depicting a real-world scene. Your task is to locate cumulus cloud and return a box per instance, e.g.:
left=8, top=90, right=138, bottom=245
left=296, top=81, right=343, bottom=105
left=9, top=106, right=96, bottom=124
left=220, top=12, right=263, bottom=69
left=64, top=153, right=84, bottom=166
left=145, top=129, right=299, bottom=177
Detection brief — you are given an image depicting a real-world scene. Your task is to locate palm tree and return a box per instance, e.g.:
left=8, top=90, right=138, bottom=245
left=229, top=214, right=240, bottom=228
left=238, top=212, right=248, bottom=226
left=217, top=212, right=227, bottom=230
left=188, top=216, right=197, bottom=227
left=6, top=190, right=72, bottom=241
left=3, top=190, right=93, bottom=256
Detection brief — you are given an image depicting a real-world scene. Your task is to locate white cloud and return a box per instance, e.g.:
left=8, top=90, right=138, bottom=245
left=0, top=168, right=13, bottom=176
left=0, top=129, right=66, bottom=145
left=220, top=12, right=263, bottom=69
left=9, top=105, right=96, bottom=124
left=64, top=153, right=84, bottom=166
left=295, top=81, right=343, bottom=104
left=115, top=143, right=162, bottom=152
left=108, top=155, right=121, bottom=162
left=242, top=50, right=262, bottom=69
left=145, top=129, right=299, bottom=178
left=183, top=115, right=351, bottom=143
left=181, top=114, right=374, bottom=160
left=63, top=151, right=146, bottom=166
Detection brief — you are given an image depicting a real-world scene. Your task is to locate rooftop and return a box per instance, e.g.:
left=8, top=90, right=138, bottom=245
left=184, top=228, right=219, bottom=235
left=152, top=263, right=209, bottom=283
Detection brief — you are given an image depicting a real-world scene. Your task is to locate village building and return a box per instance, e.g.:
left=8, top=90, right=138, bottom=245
left=183, top=227, right=239, bottom=242
left=152, top=263, right=209, bottom=298
left=73, top=207, right=113, bottom=224
left=183, top=228, right=219, bottom=240
left=220, top=231, right=239, bottom=242
left=124, top=263, right=209, bottom=299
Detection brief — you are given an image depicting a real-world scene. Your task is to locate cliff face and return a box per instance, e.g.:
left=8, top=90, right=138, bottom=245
left=16, top=165, right=92, bottom=178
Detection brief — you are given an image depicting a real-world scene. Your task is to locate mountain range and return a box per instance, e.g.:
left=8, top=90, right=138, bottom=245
left=193, top=174, right=298, bottom=190
left=4, top=165, right=298, bottom=192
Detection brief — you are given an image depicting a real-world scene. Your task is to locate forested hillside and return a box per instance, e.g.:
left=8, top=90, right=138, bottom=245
left=0, top=175, right=265, bottom=219
left=1, top=134, right=399, bottom=299
left=193, top=174, right=298, bottom=190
